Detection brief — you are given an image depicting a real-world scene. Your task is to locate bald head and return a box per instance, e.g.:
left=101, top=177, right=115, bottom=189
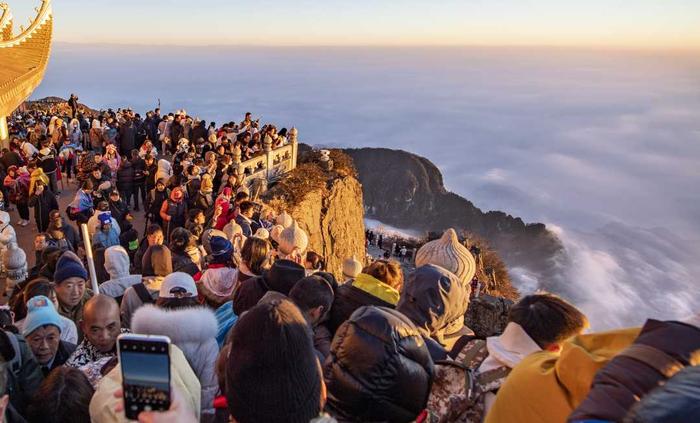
left=82, top=295, right=121, bottom=353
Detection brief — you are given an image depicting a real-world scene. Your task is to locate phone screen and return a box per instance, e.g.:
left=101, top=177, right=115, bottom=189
left=119, top=336, right=171, bottom=419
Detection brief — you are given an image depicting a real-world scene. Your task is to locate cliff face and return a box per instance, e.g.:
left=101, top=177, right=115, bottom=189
left=264, top=150, right=366, bottom=280
left=343, top=147, right=566, bottom=285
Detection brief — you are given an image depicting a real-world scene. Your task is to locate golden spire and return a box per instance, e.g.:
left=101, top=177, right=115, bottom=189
left=0, top=0, right=53, bottom=142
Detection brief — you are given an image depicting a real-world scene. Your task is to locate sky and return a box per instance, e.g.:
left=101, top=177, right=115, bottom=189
left=8, top=0, right=700, bottom=48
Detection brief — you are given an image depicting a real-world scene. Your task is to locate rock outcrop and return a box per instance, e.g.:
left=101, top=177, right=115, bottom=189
left=343, top=147, right=567, bottom=288
left=263, top=150, right=366, bottom=280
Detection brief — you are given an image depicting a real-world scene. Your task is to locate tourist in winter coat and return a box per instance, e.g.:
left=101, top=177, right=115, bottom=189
left=4, top=165, right=31, bottom=226
left=0, top=329, right=44, bottom=419
left=45, top=210, right=80, bottom=251
left=569, top=315, right=700, bottom=422
left=69, top=180, right=95, bottom=224
left=130, top=150, right=147, bottom=211
left=21, top=295, right=77, bottom=375
left=168, top=228, right=200, bottom=276
left=120, top=245, right=172, bottom=328
left=118, top=117, right=136, bottom=156
left=99, top=246, right=142, bottom=301
left=160, top=187, right=187, bottom=239
left=107, top=190, right=129, bottom=228
left=53, top=252, right=92, bottom=337
left=132, top=272, right=219, bottom=418
left=232, top=259, right=306, bottom=315
left=327, top=259, right=403, bottom=334
left=89, top=119, right=104, bottom=153
left=155, top=158, right=172, bottom=182
left=28, top=180, right=59, bottom=232
left=324, top=306, right=434, bottom=422
left=92, top=213, right=120, bottom=249
left=116, top=158, right=135, bottom=208
left=197, top=236, right=237, bottom=308
left=148, top=178, right=169, bottom=227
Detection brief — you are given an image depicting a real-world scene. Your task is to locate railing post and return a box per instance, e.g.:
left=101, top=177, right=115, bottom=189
left=232, top=144, right=243, bottom=182
left=289, top=127, right=298, bottom=171
left=263, top=134, right=272, bottom=180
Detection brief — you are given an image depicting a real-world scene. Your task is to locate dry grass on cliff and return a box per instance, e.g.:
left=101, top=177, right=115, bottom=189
left=263, top=149, right=357, bottom=209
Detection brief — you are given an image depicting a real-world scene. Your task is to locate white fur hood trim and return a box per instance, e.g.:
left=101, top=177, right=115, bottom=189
left=131, top=305, right=218, bottom=343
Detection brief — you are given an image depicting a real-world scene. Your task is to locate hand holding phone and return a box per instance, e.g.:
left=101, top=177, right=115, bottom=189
left=118, top=334, right=172, bottom=420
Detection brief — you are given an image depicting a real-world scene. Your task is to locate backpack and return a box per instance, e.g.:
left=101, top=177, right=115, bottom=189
left=426, top=337, right=511, bottom=423
left=133, top=282, right=155, bottom=305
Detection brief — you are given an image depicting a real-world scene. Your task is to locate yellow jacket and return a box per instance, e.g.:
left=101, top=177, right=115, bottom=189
left=353, top=273, right=400, bottom=306
left=485, top=327, right=640, bottom=423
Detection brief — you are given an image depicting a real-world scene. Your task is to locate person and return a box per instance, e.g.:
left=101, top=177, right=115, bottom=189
left=236, top=236, right=270, bottom=287
left=160, top=187, right=187, bottom=240
left=45, top=210, right=80, bottom=252
left=92, top=213, right=120, bottom=249
left=118, top=117, right=136, bottom=157
left=324, top=306, right=434, bottom=422
left=120, top=245, right=172, bottom=328
left=234, top=201, right=255, bottom=237
left=130, top=150, right=146, bottom=212
left=116, top=157, right=135, bottom=211
left=232, top=258, right=306, bottom=315
left=26, top=366, right=94, bottom=423
left=36, top=138, right=59, bottom=195
left=66, top=295, right=124, bottom=369
left=13, top=279, right=78, bottom=344
left=569, top=314, right=700, bottom=422
left=133, top=224, right=163, bottom=274
left=89, top=119, right=103, bottom=153
left=18, top=137, right=39, bottom=161
left=28, top=180, right=58, bottom=232
left=53, top=252, right=91, bottom=332
left=169, top=228, right=200, bottom=276
left=99, top=246, right=142, bottom=302
left=427, top=292, right=588, bottom=422
left=288, top=275, right=335, bottom=359
left=0, top=212, right=17, bottom=255
left=193, top=173, right=214, bottom=212
left=184, top=209, right=205, bottom=240
left=4, top=165, right=31, bottom=227
left=415, top=228, right=477, bottom=289
left=58, top=132, right=81, bottom=182
left=327, top=259, right=403, bottom=334
left=304, top=251, right=326, bottom=275
left=148, top=178, right=169, bottom=228
left=68, top=180, right=94, bottom=224
left=225, top=299, right=325, bottom=423
left=197, top=236, right=237, bottom=308
left=132, top=272, right=219, bottom=418
left=21, top=296, right=76, bottom=375
left=0, top=329, right=44, bottom=420
left=143, top=154, right=158, bottom=197
left=88, top=166, right=111, bottom=203
left=397, top=264, right=472, bottom=353
left=107, top=190, right=129, bottom=228
left=86, top=204, right=121, bottom=239
left=68, top=94, right=79, bottom=118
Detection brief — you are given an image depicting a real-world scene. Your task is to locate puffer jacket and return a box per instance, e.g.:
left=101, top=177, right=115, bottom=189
left=132, top=305, right=219, bottom=418
left=100, top=246, right=142, bottom=300
left=569, top=319, right=700, bottom=422
left=324, top=306, right=434, bottom=422
left=232, top=259, right=305, bottom=315
left=327, top=273, right=399, bottom=334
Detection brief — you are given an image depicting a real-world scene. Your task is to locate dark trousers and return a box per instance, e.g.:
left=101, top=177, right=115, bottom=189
left=121, top=187, right=134, bottom=208
left=47, top=171, right=58, bottom=193
left=133, top=183, right=146, bottom=210
left=62, top=158, right=74, bottom=179
left=17, top=201, right=30, bottom=220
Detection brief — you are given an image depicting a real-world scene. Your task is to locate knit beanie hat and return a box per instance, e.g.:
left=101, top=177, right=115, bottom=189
left=277, top=222, right=308, bottom=256
left=22, top=295, right=63, bottom=337
left=209, top=236, right=233, bottom=261
left=142, top=245, right=173, bottom=277
left=53, top=252, right=88, bottom=283
left=201, top=229, right=227, bottom=254
left=159, top=272, right=197, bottom=298
left=269, top=225, right=284, bottom=243
left=415, top=228, right=476, bottom=286
left=342, top=256, right=363, bottom=279
left=275, top=211, right=293, bottom=228
left=2, top=242, right=28, bottom=286
left=226, top=299, right=321, bottom=423
left=223, top=221, right=243, bottom=242
left=253, top=228, right=269, bottom=240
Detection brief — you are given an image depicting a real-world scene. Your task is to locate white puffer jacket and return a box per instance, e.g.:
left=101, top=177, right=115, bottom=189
left=131, top=305, right=219, bottom=417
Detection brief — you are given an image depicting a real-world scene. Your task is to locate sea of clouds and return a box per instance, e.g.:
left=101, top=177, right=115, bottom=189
left=36, top=45, right=700, bottom=328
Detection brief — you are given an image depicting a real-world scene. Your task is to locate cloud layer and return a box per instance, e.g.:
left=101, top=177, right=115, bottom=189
left=36, top=45, right=700, bottom=328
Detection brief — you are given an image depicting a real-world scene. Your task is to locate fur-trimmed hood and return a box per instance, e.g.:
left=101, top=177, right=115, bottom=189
left=131, top=305, right=218, bottom=344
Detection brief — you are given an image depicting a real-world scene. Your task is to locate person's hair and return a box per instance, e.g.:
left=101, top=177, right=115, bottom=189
left=146, top=224, right=162, bottom=236
left=289, top=276, right=334, bottom=316
left=240, top=237, right=270, bottom=275
left=234, top=191, right=248, bottom=202
left=81, top=180, right=93, bottom=191
left=188, top=209, right=203, bottom=221
left=169, top=227, right=192, bottom=253
left=363, top=260, right=403, bottom=291
left=26, top=367, right=94, bottom=423
left=305, top=251, right=325, bottom=271
left=23, top=278, right=55, bottom=305
left=238, top=201, right=255, bottom=215
left=155, top=297, right=200, bottom=310
left=508, top=292, right=588, bottom=349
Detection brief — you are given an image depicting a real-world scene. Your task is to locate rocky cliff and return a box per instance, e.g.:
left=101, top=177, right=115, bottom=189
left=263, top=150, right=366, bottom=280
left=343, top=147, right=566, bottom=287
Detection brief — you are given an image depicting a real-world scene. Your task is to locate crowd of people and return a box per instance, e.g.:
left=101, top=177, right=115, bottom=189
left=0, top=101, right=697, bottom=423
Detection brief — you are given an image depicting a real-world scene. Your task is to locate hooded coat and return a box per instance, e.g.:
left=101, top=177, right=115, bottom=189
left=324, top=306, right=434, bottom=422
left=119, top=246, right=172, bottom=328
left=155, top=159, right=172, bottom=182
left=132, top=305, right=219, bottom=418
left=100, top=246, right=142, bottom=300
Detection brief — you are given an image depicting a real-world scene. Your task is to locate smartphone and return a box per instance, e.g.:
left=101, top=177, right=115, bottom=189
left=118, top=334, right=171, bottom=420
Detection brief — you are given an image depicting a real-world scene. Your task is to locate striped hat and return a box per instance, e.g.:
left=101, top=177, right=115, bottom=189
left=415, top=228, right=476, bottom=285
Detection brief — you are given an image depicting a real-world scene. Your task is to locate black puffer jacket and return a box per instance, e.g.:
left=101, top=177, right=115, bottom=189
left=324, top=306, right=434, bottom=423
left=569, top=319, right=700, bottom=422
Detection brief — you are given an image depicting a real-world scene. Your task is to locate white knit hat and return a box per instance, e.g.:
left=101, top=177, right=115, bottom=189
left=278, top=221, right=308, bottom=256
left=275, top=211, right=293, bottom=228
left=2, top=242, right=28, bottom=287
left=269, top=225, right=285, bottom=243
left=223, top=221, right=244, bottom=241
left=254, top=228, right=270, bottom=240
left=415, top=228, right=476, bottom=285
left=342, top=256, right=363, bottom=279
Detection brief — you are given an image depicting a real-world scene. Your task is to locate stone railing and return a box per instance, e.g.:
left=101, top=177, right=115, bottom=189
left=232, top=127, right=299, bottom=187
